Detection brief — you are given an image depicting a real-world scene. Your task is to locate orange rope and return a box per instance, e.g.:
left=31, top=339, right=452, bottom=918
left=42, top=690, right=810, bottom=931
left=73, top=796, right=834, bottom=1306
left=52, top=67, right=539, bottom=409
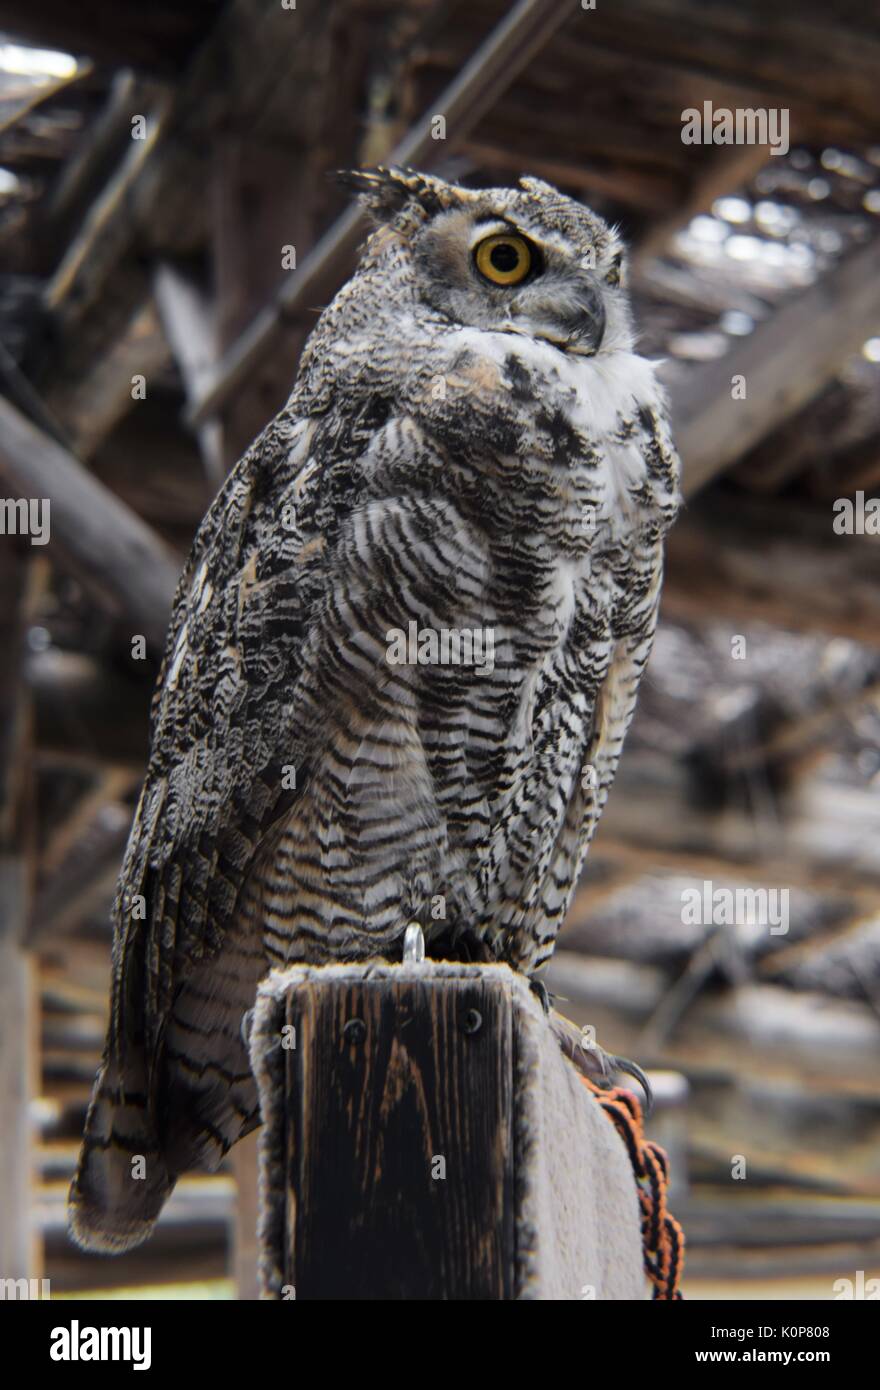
left=579, top=1075, right=686, bottom=1300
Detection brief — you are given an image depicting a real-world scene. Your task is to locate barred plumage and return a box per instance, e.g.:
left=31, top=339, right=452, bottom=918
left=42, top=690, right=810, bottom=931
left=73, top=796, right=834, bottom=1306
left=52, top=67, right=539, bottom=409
left=70, top=167, right=680, bottom=1252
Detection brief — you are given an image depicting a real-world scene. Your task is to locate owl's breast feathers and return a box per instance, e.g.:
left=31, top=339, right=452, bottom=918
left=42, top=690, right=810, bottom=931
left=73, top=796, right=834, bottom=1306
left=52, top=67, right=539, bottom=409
left=70, top=319, right=679, bottom=1253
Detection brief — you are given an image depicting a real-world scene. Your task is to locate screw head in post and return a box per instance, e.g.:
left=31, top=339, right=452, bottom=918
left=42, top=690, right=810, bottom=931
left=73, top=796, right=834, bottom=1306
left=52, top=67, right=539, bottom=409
left=343, top=1017, right=367, bottom=1046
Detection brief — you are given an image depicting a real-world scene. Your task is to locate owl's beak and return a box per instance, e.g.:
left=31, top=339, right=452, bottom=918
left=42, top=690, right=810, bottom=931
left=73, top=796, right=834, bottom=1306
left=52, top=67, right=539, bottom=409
left=561, top=279, right=607, bottom=356
left=531, top=279, right=607, bottom=357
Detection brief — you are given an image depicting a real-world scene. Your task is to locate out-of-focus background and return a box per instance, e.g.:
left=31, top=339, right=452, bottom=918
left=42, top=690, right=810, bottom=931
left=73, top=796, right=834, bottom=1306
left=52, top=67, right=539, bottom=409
left=1, top=0, right=879, bottom=1301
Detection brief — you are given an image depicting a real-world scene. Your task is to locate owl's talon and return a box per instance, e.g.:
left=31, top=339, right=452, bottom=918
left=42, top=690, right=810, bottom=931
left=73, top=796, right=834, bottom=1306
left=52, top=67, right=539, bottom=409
left=548, top=1015, right=653, bottom=1115
left=605, top=1053, right=653, bottom=1115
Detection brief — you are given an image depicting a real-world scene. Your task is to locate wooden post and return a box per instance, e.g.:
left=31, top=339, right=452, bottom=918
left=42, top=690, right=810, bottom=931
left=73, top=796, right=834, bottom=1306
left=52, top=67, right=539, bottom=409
left=250, top=961, right=646, bottom=1301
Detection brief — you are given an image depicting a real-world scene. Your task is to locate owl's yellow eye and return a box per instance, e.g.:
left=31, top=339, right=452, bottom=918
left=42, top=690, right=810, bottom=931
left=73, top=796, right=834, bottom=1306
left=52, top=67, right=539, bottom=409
left=474, top=233, right=533, bottom=286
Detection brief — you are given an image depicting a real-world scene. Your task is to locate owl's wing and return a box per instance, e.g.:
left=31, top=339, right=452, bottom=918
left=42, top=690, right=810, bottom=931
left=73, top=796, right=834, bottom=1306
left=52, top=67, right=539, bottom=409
left=69, top=415, right=321, bottom=1253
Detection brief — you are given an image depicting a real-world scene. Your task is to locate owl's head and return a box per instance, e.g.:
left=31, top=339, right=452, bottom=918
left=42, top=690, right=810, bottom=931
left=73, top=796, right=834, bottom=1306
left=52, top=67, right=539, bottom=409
left=343, top=166, right=633, bottom=357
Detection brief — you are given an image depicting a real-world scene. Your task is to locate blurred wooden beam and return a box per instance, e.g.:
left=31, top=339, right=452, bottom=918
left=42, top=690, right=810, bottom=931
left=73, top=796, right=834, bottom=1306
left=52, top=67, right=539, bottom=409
left=664, top=497, right=880, bottom=647
left=686, top=1244, right=880, bottom=1283
left=545, top=952, right=880, bottom=1095
left=0, top=0, right=222, bottom=77
left=0, top=339, right=70, bottom=447
left=460, top=139, right=677, bottom=211
left=153, top=261, right=223, bottom=484
left=40, top=767, right=135, bottom=879
left=208, top=140, right=323, bottom=466
left=756, top=912, right=880, bottom=985
left=39, top=1175, right=233, bottom=1293
left=88, top=399, right=210, bottom=535
left=417, top=11, right=877, bottom=149
left=43, top=300, right=170, bottom=459
left=633, top=145, right=769, bottom=265
left=673, top=234, right=880, bottom=497
left=589, top=833, right=880, bottom=917
left=632, top=259, right=768, bottom=319
left=29, top=802, right=131, bottom=948
left=720, top=674, right=880, bottom=777
left=0, top=864, right=36, bottom=1281
left=583, top=0, right=880, bottom=142
left=188, top=0, right=575, bottom=427
left=43, top=96, right=173, bottom=338
left=679, top=1195, right=880, bottom=1249
left=595, top=761, right=880, bottom=894
left=36, top=98, right=176, bottom=454
left=45, top=73, right=141, bottom=237
left=670, top=982, right=880, bottom=1093
left=0, top=547, right=38, bottom=1283
left=0, top=548, right=31, bottom=853
left=0, top=396, right=179, bottom=655
left=28, top=648, right=151, bottom=769
left=33, top=0, right=353, bottom=457
left=0, top=59, right=93, bottom=141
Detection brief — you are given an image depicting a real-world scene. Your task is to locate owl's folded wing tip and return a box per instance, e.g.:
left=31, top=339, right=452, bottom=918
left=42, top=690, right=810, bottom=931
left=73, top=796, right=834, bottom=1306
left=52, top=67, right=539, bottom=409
left=66, top=1181, right=161, bottom=1255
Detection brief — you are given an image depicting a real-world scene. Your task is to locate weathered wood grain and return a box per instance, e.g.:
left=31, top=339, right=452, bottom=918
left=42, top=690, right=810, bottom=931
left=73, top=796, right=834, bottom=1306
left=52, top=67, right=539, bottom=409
left=283, top=974, right=514, bottom=1299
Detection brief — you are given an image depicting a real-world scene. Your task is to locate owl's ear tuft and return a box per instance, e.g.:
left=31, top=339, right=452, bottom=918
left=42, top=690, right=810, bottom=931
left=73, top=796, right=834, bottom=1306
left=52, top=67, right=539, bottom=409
left=336, top=166, right=453, bottom=224
left=518, top=176, right=561, bottom=200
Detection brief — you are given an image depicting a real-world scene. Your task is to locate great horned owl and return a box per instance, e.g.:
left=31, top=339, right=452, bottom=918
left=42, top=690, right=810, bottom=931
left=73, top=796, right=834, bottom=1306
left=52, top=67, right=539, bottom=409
left=70, top=168, right=680, bottom=1252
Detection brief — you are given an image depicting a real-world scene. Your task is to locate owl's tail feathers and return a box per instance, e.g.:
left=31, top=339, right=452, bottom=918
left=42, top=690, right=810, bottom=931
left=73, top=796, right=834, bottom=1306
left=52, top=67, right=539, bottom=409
left=67, top=1057, right=173, bottom=1254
